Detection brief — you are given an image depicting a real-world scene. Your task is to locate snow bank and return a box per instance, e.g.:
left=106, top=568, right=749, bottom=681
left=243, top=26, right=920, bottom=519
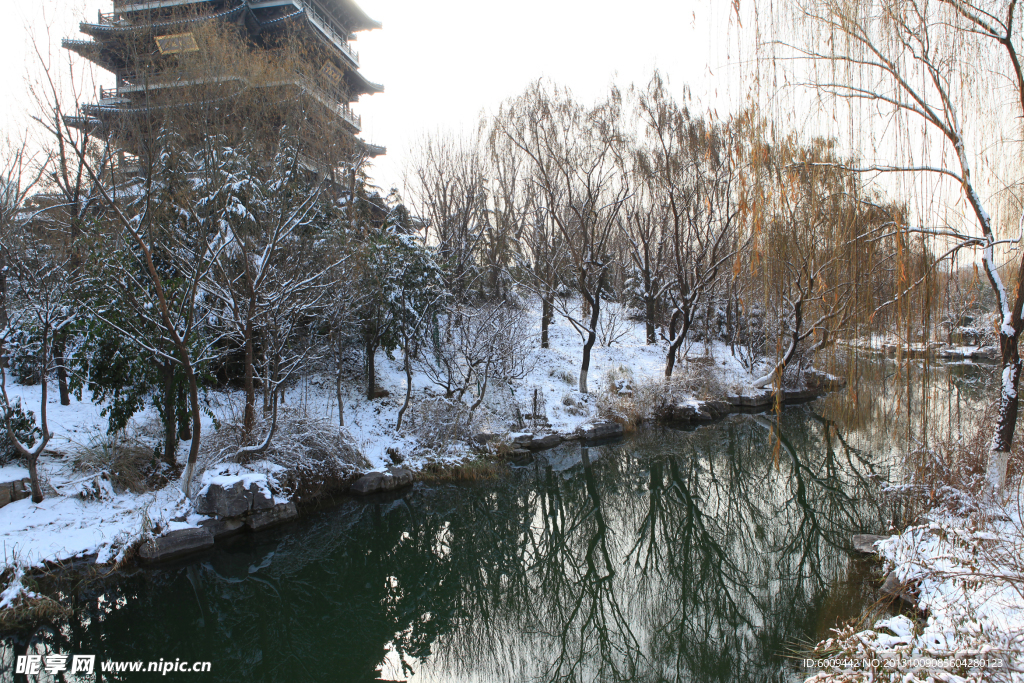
left=0, top=303, right=769, bottom=585
left=807, top=506, right=1024, bottom=682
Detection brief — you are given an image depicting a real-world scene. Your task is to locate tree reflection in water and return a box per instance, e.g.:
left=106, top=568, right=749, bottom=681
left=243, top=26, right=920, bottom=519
left=2, top=406, right=901, bottom=683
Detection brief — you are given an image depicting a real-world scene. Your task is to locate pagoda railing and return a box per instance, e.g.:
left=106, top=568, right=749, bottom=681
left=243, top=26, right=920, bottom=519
left=98, top=9, right=123, bottom=24
left=301, top=1, right=359, bottom=66
left=106, top=76, right=361, bottom=131
left=99, top=86, right=128, bottom=101
left=296, top=76, right=361, bottom=129
left=98, top=1, right=360, bottom=68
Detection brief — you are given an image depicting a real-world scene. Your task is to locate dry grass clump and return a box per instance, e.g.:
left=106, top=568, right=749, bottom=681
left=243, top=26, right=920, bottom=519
left=903, top=401, right=1024, bottom=517
left=0, top=593, right=71, bottom=632
left=406, top=397, right=473, bottom=452
left=668, top=359, right=728, bottom=400
left=561, top=392, right=589, bottom=416
left=0, top=566, right=72, bottom=633
left=72, top=432, right=163, bottom=494
left=596, top=376, right=666, bottom=432
left=201, top=405, right=369, bottom=468
left=550, top=367, right=577, bottom=386
left=418, top=457, right=507, bottom=483
left=198, top=404, right=370, bottom=503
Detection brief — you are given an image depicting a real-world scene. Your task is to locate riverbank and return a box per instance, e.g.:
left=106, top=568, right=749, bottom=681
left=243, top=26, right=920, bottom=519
left=0, top=308, right=849, bottom=626
left=808, top=494, right=1024, bottom=680
left=1, top=405, right=899, bottom=682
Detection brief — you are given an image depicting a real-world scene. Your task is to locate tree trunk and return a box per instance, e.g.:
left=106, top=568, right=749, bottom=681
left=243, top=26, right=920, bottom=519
left=752, top=311, right=804, bottom=389
left=579, top=294, right=601, bottom=394
left=336, top=366, right=345, bottom=428
left=541, top=294, right=553, bottom=349
left=366, top=335, right=378, bottom=401
left=645, top=295, right=657, bottom=345
left=0, top=257, right=7, bottom=330
left=987, top=331, right=1021, bottom=494
left=54, top=334, right=70, bottom=406
left=179, top=414, right=191, bottom=441
left=396, top=347, right=413, bottom=430
left=179, top=354, right=202, bottom=497
left=161, top=362, right=177, bottom=466
left=664, top=309, right=693, bottom=379
left=243, top=322, right=256, bottom=438
left=27, top=453, right=42, bottom=504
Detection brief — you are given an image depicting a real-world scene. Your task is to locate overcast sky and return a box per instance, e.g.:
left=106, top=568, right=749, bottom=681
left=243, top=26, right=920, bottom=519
left=0, top=0, right=747, bottom=191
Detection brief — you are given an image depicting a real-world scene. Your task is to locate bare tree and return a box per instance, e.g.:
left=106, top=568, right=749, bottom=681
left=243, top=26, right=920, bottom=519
left=0, top=187, right=76, bottom=503
left=616, top=186, right=668, bottom=346
left=205, top=132, right=337, bottom=443
left=772, top=0, right=1024, bottom=494
left=419, top=300, right=531, bottom=417
left=489, top=131, right=563, bottom=347
left=497, top=82, right=629, bottom=393
left=632, top=76, right=740, bottom=377
left=408, top=134, right=490, bottom=302
left=28, top=27, right=110, bottom=407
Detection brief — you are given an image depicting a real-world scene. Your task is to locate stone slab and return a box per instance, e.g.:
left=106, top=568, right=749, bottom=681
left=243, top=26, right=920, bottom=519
left=246, top=502, right=299, bottom=531
left=526, top=433, right=563, bottom=451
left=852, top=534, right=889, bottom=555
left=350, top=472, right=384, bottom=495
left=198, top=517, right=246, bottom=540
left=380, top=468, right=414, bottom=492
left=577, top=421, right=624, bottom=442
left=195, top=481, right=252, bottom=518
left=138, top=528, right=214, bottom=564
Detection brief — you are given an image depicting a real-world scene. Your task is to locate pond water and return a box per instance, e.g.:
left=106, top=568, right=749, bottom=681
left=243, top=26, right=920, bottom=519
left=1, top=357, right=997, bottom=682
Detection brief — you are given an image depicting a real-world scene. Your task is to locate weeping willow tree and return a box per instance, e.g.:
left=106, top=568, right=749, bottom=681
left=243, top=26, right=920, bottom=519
left=729, top=111, right=913, bottom=397
left=744, top=0, right=1024, bottom=496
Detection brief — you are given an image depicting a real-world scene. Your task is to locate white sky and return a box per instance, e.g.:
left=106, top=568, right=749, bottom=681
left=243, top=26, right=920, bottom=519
left=0, top=0, right=748, bottom=192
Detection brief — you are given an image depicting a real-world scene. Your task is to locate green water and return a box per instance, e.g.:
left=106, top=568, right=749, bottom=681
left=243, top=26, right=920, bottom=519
left=1, top=359, right=996, bottom=683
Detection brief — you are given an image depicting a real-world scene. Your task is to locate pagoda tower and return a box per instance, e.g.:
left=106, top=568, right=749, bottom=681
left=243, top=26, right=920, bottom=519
left=62, top=0, right=385, bottom=170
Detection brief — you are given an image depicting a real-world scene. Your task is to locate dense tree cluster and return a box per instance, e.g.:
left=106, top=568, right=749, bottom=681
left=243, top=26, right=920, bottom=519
left=0, top=24, right=913, bottom=503
left=412, top=77, right=908, bottom=393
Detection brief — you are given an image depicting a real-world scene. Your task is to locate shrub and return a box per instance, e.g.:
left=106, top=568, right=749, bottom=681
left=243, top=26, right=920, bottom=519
left=550, top=367, right=577, bottom=386
left=72, top=432, right=158, bottom=494
left=668, top=359, right=727, bottom=400
left=561, top=392, right=589, bottom=416
left=5, top=328, right=41, bottom=385
left=0, top=399, right=42, bottom=465
left=408, top=397, right=473, bottom=452
left=596, top=377, right=664, bottom=431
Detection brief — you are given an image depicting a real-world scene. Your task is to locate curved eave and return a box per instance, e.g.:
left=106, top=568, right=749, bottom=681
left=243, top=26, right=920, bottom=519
left=363, top=141, right=385, bottom=157
left=62, top=115, right=106, bottom=132
left=330, top=0, right=381, bottom=32
left=79, top=4, right=245, bottom=37
left=344, top=68, right=382, bottom=96
left=62, top=38, right=126, bottom=72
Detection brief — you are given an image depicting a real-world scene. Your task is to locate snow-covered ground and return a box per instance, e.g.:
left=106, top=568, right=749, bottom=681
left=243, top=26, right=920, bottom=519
left=806, top=504, right=1024, bottom=682
left=0, top=305, right=766, bottom=596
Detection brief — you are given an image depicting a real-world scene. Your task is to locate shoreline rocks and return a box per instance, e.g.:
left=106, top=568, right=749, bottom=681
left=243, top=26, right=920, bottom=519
left=852, top=534, right=889, bottom=555
left=139, top=528, right=215, bottom=564
left=350, top=467, right=415, bottom=496
left=576, top=421, right=625, bottom=442
left=0, top=478, right=32, bottom=508
left=850, top=533, right=922, bottom=610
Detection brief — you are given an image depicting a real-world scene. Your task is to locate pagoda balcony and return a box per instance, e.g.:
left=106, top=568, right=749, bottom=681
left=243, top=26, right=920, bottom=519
left=99, top=86, right=131, bottom=104
left=99, top=0, right=361, bottom=68
left=99, top=76, right=362, bottom=131
left=300, top=0, right=360, bottom=67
